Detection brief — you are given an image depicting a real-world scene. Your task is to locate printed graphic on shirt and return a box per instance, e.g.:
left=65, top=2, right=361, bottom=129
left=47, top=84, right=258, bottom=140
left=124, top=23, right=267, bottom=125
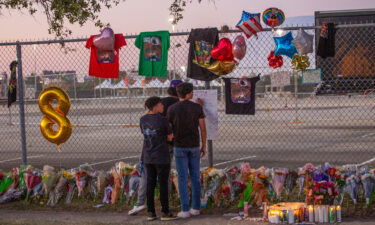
left=193, top=40, right=213, bottom=67
left=143, top=36, right=162, bottom=62
left=96, top=49, right=115, bottom=63
left=230, top=79, right=251, bottom=104
left=142, top=125, right=157, bottom=145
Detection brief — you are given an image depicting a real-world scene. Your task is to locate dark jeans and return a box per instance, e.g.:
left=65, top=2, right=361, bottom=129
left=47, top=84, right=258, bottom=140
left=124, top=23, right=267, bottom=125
left=145, top=163, right=171, bottom=214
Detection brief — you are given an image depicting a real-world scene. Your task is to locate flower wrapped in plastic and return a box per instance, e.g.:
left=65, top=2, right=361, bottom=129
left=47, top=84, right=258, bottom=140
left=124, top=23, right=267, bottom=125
left=75, top=170, right=89, bottom=198
left=359, top=168, right=375, bottom=205
left=202, top=168, right=225, bottom=204
left=271, top=168, right=287, bottom=199
left=344, top=174, right=360, bottom=204
left=127, top=169, right=140, bottom=200
left=0, top=172, right=12, bottom=195
left=103, top=185, right=112, bottom=204
left=224, top=166, right=242, bottom=202
left=240, top=163, right=251, bottom=184
left=96, top=171, right=109, bottom=197
left=284, top=170, right=298, bottom=197
left=42, top=165, right=59, bottom=198
left=47, top=175, right=68, bottom=206
left=24, top=166, right=42, bottom=201
left=115, top=162, right=135, bottom=202
left=0, top=188, right=23, bottom=204
left=170, top=169, right=179, bottom=196
left=63, top=169, right=76, bottom=204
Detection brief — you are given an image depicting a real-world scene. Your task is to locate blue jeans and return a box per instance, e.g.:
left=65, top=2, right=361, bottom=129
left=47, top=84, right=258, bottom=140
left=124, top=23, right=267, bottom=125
left=174, top=147, right=201, bottom=212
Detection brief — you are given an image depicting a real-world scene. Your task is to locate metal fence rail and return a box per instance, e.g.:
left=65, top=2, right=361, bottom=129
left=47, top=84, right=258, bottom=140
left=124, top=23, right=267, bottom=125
left=0, top=24, right=374, bottom=170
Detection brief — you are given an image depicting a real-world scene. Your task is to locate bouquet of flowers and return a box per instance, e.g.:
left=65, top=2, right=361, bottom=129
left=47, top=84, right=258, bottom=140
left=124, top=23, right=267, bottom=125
left=284, top=170, right=298, bottom=197
left=201, top=168, right=225, bottom=205
left=42, top=165, right=59, bottom=198
left=271, top=168, right=287, bottom=200
left=240, top=163, right=251, bottom=184
left=75, top=170, right=89, bottom=198
left=47, top=175, right=68, bottom=206
left=103, top=185, right=113, bottom=204
left=0, top=168, right=23, bottom=204
left=0, top=172, right=12, bottom=195
left=225, top=166, right=244, bottom=202
left=96, top=171, right=109, bottom=197
left=24, top=166, right=42, bottom=201
left=170, top=169, right=179, bottom=196
left=359, top=168, right=375, bottom=205
left=115, top=162, right=134, bottom=202
left=62, top=169, right=76, bottom=204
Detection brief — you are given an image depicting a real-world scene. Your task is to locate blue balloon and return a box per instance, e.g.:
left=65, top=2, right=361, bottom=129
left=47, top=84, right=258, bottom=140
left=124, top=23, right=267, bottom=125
left=236, top=11, right=261, bottom=27
left=273, top=32, right=297, bottom=59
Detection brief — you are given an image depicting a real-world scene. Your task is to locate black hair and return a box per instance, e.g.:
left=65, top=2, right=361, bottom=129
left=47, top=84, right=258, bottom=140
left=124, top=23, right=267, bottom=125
left=167, top=87, right=178, bottom=97
left=176, top=82, right=193, bottom=98
left=144, top=96, right=162, bottom=111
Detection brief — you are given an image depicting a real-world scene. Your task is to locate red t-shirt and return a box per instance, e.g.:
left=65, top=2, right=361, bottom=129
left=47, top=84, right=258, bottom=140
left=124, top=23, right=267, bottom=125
left=86, top=34, right=126, bottom=78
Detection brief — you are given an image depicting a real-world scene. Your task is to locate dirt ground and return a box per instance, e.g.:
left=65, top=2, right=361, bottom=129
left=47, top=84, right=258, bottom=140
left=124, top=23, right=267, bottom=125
left=0, top=209, right=375, bottom=225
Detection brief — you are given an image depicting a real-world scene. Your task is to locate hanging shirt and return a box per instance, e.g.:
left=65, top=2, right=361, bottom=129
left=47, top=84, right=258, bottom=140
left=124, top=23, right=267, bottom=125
left=135, top=31, right=170, bottom=78
left=187, top=28, right=219, bottom=81
left=223, top=76, right=260, bottom=115
left=85, top=34, right=126, bottom=79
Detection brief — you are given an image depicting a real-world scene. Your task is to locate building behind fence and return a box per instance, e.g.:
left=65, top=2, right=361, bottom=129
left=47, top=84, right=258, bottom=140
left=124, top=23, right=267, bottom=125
left=0, top=22, right=374, bottom=170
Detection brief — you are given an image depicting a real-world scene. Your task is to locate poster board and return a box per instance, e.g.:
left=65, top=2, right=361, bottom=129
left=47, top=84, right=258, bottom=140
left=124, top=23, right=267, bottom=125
left=192, top=89, right=218, bottom=140
left=271, top=71, right=291, bottom=87
left=302, top=69, right=322, bottom=84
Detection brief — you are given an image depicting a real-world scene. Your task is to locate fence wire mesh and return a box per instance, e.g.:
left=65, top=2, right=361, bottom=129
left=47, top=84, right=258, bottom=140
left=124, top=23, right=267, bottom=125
left=0, top=25, right=374, bottom=170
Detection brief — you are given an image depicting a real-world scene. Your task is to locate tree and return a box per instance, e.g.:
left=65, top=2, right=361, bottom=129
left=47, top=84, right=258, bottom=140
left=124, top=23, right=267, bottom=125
left=0, top=0, right=125, bottom=38
left=0, top=0, right=206, bottom=39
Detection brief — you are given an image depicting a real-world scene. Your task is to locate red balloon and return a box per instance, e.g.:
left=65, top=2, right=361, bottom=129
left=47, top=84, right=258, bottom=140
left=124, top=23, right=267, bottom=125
left=267, top=51, right=283, bottom=69
left=211, top=38, right=234, bottom=61
left=232, top=35, right=247, bottom=60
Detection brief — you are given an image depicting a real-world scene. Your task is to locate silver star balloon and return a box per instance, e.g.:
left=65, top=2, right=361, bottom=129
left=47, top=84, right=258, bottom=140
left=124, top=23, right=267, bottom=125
left=292, top=28, right=314, bottom=55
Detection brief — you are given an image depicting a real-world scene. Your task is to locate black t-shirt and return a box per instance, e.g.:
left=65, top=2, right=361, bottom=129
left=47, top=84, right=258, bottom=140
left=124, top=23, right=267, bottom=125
left=161, top=96, right=179, bottom=117
left=223, top=76, right=260, bottom=115
left=187, top=28, right=219, bottom=81
left=167, top=100, right=205, bottom=148
left=140, top=114, right=172, bottom=164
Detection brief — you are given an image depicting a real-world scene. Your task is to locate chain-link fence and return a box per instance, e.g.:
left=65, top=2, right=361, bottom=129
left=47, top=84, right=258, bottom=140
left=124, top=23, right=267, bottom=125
left=0, top=24, right=374, bottom=170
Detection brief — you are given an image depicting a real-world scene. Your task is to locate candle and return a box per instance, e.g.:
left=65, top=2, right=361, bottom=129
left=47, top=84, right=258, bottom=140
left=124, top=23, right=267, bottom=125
left=308, top=205, right=314, bottom=222
left=319, top=205, right=324, bottom=223
left=288, top=209, right=294, bottom=224
left=244, top=202, right=249, bottom=217
left=329, top=206, right=336, bottom=223
left=314, top=205, right=320, bottom=222
left=263, top=202, right=268, bottom=219
left=268, top=210, right=280, bottom=224
left=336, top=205, right=342, bottom=223
left=323, top=205, right=329, bottom=223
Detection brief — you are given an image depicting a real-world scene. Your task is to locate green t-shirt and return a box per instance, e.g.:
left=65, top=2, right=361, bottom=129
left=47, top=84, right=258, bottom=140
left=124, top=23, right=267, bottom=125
left=135, top=31, right=170, bottom=77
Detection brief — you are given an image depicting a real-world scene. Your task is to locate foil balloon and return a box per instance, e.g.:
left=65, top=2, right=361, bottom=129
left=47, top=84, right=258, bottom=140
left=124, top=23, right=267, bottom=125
left=292, top=28, right=314, bottom=55
left=232, top=35, right=247, bottom=60
left=267, top=51, right=283, bottom=69
left=274, top=32, right=297, bottom=59
left=291, top=55, right=310, bottom=72
left=207, top=60, right=237, bottom=75
left=262, top=8, right=285, bottom=28
left=236, top=11, right=263, bottom=38
left=210, top=38, right=234, bottom=61
left=38, top=87, right=72, bottom=147
left=93, top=27, right=115, bottom=51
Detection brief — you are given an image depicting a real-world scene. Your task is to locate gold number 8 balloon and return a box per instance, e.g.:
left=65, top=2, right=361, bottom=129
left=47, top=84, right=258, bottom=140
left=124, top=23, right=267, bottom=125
left=38, top=87, right=72, bottom=148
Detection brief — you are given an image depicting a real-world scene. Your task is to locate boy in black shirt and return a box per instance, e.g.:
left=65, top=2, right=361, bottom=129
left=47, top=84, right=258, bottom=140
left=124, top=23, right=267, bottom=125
left=140, top=96, right=177, bottom=221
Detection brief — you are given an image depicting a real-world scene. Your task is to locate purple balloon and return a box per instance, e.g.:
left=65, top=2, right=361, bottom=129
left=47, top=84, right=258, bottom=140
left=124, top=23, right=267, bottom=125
left=232, top=35, right=247, bottom=60
left=93, top=27, right=115, bottom=51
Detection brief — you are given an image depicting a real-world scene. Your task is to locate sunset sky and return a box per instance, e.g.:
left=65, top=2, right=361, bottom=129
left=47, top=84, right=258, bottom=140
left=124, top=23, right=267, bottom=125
left=0, top=0, right=374, bottom=41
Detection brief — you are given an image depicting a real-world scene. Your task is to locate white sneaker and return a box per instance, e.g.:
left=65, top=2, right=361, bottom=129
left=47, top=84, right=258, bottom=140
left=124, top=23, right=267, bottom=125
left=177, top=211, right=191, bottom=218
left=189, top=209, right=200, bottom=216
left=128, top=203, right=146, bottom=215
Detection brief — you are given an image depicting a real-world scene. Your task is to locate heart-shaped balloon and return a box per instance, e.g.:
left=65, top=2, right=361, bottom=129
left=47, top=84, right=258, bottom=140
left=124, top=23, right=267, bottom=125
left=232, top=35, right=247, bottom=60
left=93, top=27, right=115, bottom=51
left=210, top=38, right=234, bottom=61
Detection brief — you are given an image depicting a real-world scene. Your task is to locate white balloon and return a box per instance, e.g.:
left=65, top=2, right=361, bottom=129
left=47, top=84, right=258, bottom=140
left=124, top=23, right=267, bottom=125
left=292, top=28, right=314, bottom=55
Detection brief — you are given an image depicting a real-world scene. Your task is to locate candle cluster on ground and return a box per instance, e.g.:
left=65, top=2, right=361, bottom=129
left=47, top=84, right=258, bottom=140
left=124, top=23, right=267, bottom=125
left=267, top=202, right=342, bottom=224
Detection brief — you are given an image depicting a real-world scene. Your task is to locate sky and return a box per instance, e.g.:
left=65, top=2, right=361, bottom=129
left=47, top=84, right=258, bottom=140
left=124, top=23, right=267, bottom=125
left=0, top=0, right=375, bottom=41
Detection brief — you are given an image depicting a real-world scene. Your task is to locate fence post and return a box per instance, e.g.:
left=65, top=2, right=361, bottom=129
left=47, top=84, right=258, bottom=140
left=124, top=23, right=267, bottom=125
left=204, top=81, right=213, bottom=168
left=16, top=42, right=27, bottom=166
